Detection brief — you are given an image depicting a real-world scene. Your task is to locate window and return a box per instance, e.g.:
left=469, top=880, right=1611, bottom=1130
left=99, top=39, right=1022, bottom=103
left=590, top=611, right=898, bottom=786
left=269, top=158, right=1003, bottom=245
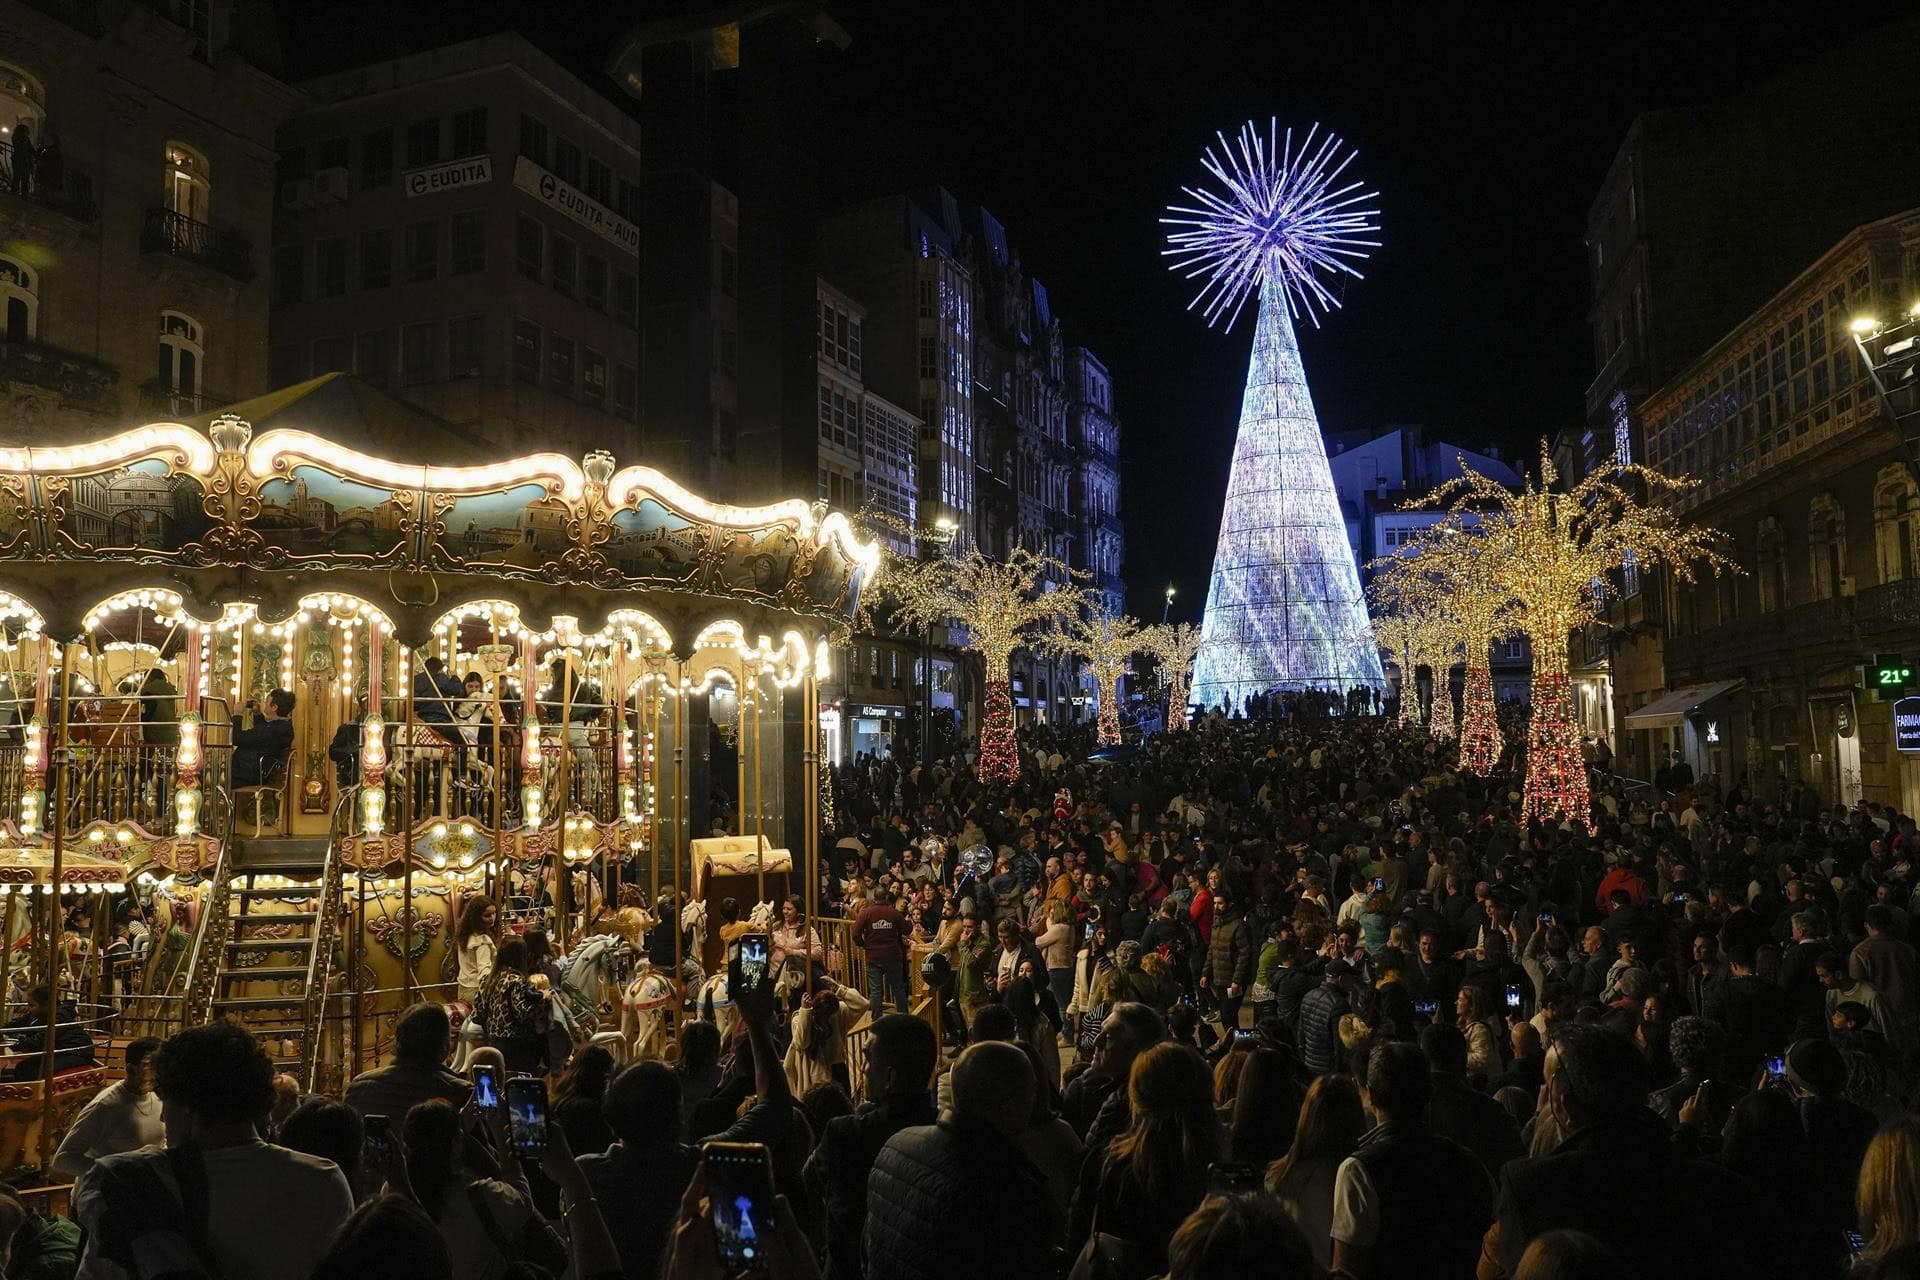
left=585, top=157, right=611, bottom=205
left=717, top=327, right=737, bottom=376
left=515, top=216, right=543, bottom=280
left=818, top=300, right=860, bottom=374
left=612, top=362, right=637, bottom=418
left=550, top=234, right=576, bottom=298
left=272, top=244, right=303, bottom=305
left=452, top=108, right=487, bottom=158
left=583, top=255, right=607, bottom=312
left=156, top=311, right=202, bottom=395
left=399, top=322, right=435, bottom=385
left=317, top=136, right=348, bottom=171
left=1876, top=465, right=1920, bottom=584
left=450, top=211, right=484, bottom=274
left=448, top=317, right=481, bottom=379
left=1756, top=517, right=1788, bottom=613
left=918, top=336, right=937, bottom=379
left=615, top=178, right=640, bottom=222
left=361, top=129, right=392, bottom=188
left=405, top=118, right=440, bottom=169
left=917, top=279, right=934, bottom=319
left=359, top=229, right=391, bottom=290
left=404, top=220, right=437, bottom=283
left=582, top=347, right=607, bottom=402
left=1807, top=498, right=1845, bottom=601
left=315, top=237, right=348, bottom=298
left=163, top=141, right=210, bottom=223
left=548, top=335, right=575, bottom=396
left=0, top=257, right=37, bottom=343
left=518, top=114, right=547, bottom=167
left=718, top=245, right=738, bottom=298
left=512, top=320, right=540, bottom=384
left=818, top=383, right=856, bottom=449
left=312, top=335, right=347, bottom=374
left=553, top=138, right=581, bottom=186
left=615, top=271, right=638, bottom=328
left=354, top=329, right=389, bottom=387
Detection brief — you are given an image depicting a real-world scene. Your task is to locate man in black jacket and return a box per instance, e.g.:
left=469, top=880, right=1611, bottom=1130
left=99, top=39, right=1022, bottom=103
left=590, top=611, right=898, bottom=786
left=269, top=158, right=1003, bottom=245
left=1713, top=943, right=1792, bottom=1082
left=230, top=687, right=294, bottom=786
left=1331, top=1040, right=1491, bottom=1278
left=806, top=1014, right=938, bottom=1280
left=865, top=1041, right=1057, bottom=1280
left=1419, top=1023, right=1525, bottom=1183
left=1489, top=1025, right=1763, bottom=1279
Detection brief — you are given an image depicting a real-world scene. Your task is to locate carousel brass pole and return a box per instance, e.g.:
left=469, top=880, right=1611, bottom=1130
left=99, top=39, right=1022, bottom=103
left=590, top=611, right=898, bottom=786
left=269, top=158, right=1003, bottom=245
left=400, top=651, right=416, bottom=1009
left=554, top=649, right=574, bottom=953
left=672, top=678, right=685, bottom=983
left=753, top=671, right=764, bottom=870
left=738, top=660, right=757, bottom=901
left=351, top=864, right=365, bottom=1080
left=488, top=614, right=504, bottom=910
left=647, top=672, right=660, bottom=915
left=41, top=640, right=75, bottom=1171
left=803, top=668, right=818, bottom=997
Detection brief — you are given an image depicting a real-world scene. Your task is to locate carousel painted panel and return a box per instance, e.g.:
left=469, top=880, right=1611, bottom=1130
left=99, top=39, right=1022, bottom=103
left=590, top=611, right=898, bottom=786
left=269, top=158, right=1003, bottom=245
left=45, top=459, right=213, bottom=561
left=605, top=501, right=705, bottom=586
left=713, top=522, right=805, bottom=602
left=426, top=485, right=571, bottom=577
left=251, top=466, right=410, bottom=565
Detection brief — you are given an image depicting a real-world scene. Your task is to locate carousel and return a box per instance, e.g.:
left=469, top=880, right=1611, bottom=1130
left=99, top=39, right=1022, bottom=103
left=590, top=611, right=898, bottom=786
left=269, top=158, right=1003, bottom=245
left=0, top=414, right=878, bottom=1174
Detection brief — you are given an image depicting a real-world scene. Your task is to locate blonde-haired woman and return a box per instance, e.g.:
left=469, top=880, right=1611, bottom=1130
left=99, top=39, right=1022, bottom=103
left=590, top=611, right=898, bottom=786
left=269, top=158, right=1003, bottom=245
left=1857, top=1115, right=1920, bottom=1268
left=1035, top=899, right=1075, bottom=1020
left=1456, top=985, right=1505, bottom=1082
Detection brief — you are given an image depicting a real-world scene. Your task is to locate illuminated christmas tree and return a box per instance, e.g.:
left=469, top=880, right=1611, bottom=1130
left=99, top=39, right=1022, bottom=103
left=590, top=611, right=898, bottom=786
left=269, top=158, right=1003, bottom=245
left=1164, top=120, right=1387, bottom=709
left=1048, top=606, right=1149, bottom=747
left=1147, top=621, right=1204, bottom=732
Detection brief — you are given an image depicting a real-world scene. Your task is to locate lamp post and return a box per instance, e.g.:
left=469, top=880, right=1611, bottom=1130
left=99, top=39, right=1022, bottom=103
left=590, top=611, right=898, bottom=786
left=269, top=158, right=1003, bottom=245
left=919, top=516, right=958, bottom=769
left=1161, top=583, right=1176, bottom=624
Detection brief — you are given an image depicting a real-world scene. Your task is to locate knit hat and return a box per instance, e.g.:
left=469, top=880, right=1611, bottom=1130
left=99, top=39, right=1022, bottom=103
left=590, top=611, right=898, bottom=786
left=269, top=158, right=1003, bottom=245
left=1784, top=1038, right=1847, bottom=1096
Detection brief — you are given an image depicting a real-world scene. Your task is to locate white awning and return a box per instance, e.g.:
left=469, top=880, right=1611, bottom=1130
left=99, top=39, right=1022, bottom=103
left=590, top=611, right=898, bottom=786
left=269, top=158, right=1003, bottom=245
left=1624, top=680, right=1744, bottom=729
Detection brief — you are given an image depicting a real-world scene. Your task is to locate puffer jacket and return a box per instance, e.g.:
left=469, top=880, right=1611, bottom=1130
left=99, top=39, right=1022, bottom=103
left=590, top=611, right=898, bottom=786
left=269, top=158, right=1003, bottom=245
left=864, top=1114, right=1059, bottom=1280
left=1208, top=914, right=1253, bottom=989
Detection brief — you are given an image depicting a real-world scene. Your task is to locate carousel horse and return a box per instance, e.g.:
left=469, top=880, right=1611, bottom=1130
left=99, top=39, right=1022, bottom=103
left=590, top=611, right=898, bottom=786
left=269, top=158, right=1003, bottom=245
left=551, top=907, right=654, bottom=1047
left=620, top=959, right=677, bottom=1062
left=680, top=898, right=709, bottom=963
left=695, top=970, right=736, bottom=1044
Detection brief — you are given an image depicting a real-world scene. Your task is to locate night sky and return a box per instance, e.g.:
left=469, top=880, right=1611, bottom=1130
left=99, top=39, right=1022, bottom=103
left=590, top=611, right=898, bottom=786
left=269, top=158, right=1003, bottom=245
left=279, top=2, right=1885, bottom=621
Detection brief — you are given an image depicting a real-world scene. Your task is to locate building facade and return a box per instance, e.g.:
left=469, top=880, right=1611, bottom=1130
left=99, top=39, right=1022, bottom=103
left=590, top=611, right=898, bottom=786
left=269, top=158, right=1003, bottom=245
left=0, top=0, right=291, bottom=441
left=812, top=274, right=928, bottom=763
left=1629, top=210, right=1920, bottom=814
left=270, top=34, right=644, bottom=459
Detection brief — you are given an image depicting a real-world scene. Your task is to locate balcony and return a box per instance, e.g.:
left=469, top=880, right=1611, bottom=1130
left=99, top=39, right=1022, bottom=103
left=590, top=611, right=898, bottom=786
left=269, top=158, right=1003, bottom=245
left=141, top=207, right=254, bottom=282
left=0, top=340, right=118, bottom=414
left=1854, top=578, right=1920, bottom=637
left=0, top=141, right=97, bottom=222
left=1664, top=595, right=1853, bottom=679
left=139, top=380, right=228, bottom=418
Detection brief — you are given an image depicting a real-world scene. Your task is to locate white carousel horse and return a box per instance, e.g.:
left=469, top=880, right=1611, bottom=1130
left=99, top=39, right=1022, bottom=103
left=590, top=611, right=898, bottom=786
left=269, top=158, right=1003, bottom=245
left=680, top=898, right=709, bottom=961
left=696, top=971, right=736, bottom=1044
left=552, top=932, right=629, bottom=1046
left=620, top=961, right=677, bottom=1062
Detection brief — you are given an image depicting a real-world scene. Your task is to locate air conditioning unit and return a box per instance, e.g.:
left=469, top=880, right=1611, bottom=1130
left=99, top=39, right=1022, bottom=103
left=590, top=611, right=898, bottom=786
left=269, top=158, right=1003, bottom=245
left=279, top=178, right=314, bottom=210
left=311, top=166, right=350, bottom=203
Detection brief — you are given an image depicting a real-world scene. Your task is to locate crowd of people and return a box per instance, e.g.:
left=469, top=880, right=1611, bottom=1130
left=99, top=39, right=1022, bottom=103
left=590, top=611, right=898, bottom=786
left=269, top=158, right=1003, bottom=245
left=17, top=696, right=1920, bottom=1279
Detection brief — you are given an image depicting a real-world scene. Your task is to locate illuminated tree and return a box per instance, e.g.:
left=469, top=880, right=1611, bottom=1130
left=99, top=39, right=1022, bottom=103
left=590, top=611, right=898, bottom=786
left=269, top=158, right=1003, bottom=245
left=1369, top=609, right=1425, bottom=729
left=884, top=545, right=1083, bottom=784
left=1423, top=446, right=1735, bottom=825
left=1048, top=606, right=1150, bottom=746
left=1165, top=120, right=1387, bottom=707
left=1147, top=622, right=1205, bottom=732
left=1372, top=534, right=1512, bottom=769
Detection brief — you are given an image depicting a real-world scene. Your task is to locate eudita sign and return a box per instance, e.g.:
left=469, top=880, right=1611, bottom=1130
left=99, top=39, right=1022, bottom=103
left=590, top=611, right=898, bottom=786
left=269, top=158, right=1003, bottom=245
left=1896, top=696, right=1920, bottom=753
left=512, top=156, right=639, bottom=255
left=404, top=156, right=493, bottom=197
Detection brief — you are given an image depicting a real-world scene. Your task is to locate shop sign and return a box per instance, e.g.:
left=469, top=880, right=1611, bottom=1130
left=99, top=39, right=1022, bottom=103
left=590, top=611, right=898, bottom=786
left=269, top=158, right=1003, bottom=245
left=858, top=704, right=904, bottom=719
left=512, top=156, right=639, bottom=253
left=404, top=155, right=493, bottom=197
left=1896, top=697, right=1920, bottom=753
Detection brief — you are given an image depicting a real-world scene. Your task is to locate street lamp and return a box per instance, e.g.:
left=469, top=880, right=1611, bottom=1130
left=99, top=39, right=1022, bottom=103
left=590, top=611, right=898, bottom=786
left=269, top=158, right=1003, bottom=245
left=1162, top=583, right=1176, bottom=624
left=918, top=516, right=960, bottom=769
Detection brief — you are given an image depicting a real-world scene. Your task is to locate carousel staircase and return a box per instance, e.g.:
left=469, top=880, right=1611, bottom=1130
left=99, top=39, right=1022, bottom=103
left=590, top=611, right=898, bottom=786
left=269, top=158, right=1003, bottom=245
left=204, top=837, right=339, bottom=1086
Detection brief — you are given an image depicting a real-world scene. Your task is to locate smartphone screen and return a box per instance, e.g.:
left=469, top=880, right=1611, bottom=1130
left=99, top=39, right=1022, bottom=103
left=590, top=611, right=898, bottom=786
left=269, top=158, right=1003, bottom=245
left=1505, top=985, right=1522, bottom=1011
left=363, top=1113, right=393, bottom=1164
left=1847, top=1229, right=1868, bottom=1257
left=730, top=933, right=771, bottom=1001
left=1372, top=877, right=1385, bottom=892
left=472, top=1064, right=500, bottom=1111
left=1766, top=1054, right=1788, bottom=1083
left=1416, top=999, right=1438, bottom=1016
left=704, top=1141, right=778, bottom=1272
left=505, top=1076, right=549, bottom=1155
